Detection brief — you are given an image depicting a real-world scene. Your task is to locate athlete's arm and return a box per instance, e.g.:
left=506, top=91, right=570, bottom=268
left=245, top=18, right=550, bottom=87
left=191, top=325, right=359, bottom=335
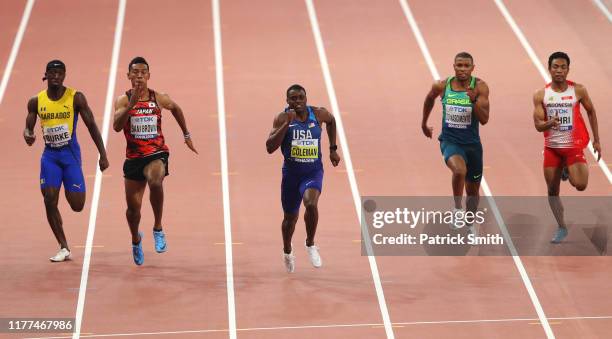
left=422, top=80, right=445, bottom=138
left=113, top=83, right=142, bottom=132
left=472, top=80, right=490, bottom=125
left=315, top=107, right=340, bottom=167
left=157, top=92, right=198, bottom=154
left=533, top=89, right=558, bottom=132
left=266, top=111, right=294, bottom=154
left=24, top=96, right=37, bottom=146
left=75, top=92, right=109, bottom=171
left=576, top=84, right=601, bottom=161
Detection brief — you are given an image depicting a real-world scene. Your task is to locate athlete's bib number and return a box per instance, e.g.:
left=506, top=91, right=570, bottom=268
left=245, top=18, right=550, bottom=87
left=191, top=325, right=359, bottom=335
left=291, top=139, right=319, bottom=162
left=43, top=124, right=71, bottom=147
left=130, top=115, right=158, bottom=139
left=547, top=108, right=573, bottom=131
left=445, top=105, right=472, bottom=129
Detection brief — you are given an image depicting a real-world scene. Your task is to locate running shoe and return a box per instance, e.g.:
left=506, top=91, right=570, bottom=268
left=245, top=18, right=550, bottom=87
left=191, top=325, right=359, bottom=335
left=551, top=227, right=568, bottom=244
left=305, top=242, right=322, bottom=268
left=49, top=248, right=71, bottom=262
left=153, top=229, right=167, bottom=253
left=283, top=251, right=295, bottom=273
left=132, top=232, right=144, bottom=265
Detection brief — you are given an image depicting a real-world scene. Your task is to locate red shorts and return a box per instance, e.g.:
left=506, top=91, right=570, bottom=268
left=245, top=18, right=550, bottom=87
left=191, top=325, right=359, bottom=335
left=543, top=147, right=587, bottom=168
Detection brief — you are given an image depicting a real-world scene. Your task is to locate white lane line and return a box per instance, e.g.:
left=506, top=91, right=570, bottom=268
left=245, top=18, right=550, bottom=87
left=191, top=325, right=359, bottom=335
left=592, top=0, right=612, bottom=22
left=211, top=0, right=237, bottom=338
left=304, top=0, right=394, bottom=338
left=398, top=1, right=554, bottom=338
left=493, top=0, right=612, bottom=185
left=0, top=0, right=35, bottom=106
left=72, top=1, right=126, bottom=338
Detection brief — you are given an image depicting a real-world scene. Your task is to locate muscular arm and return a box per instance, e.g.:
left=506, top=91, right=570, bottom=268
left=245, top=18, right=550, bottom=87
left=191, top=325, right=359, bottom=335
left=266, top=112, right=291, bottom=154
left=422, top=80, right=445, bottom=137
left=576, top=85, right=600, bottom=144
left=24, top=96, right=38, bottom=145
left=112, top=94, right=131, bottom=132
left=157, top=92, right=197, bottom=154
left=473, top=80, right=490, bottom=125
left=315, top=107, right=340, bottom=166
left=75, top=92, right=109, bottom=170
left=533, top=89, right=557, bottom=132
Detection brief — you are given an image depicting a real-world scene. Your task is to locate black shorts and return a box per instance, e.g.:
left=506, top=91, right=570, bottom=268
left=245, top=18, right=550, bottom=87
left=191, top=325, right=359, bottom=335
left=123, top=152, right=169, bottom=181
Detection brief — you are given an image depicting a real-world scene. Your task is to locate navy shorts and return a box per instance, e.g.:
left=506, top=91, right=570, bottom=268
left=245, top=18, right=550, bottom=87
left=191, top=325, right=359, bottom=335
left=281, top=168, right=324, bottom=214
left=40, top=147, right=85, bottom=192
left=440, top=140, right=483, bottom=183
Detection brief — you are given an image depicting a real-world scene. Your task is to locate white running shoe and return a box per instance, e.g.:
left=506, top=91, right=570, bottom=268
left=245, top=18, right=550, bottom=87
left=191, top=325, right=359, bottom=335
left=50, top=248, right=71, bottom=262
left=283, top=251, right=295, bottom=273
left=305, top=242, right=322, bottom=268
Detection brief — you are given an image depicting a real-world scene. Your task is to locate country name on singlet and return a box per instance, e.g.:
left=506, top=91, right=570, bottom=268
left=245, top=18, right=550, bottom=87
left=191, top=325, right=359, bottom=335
left=40, top=111, right=71, bottom=120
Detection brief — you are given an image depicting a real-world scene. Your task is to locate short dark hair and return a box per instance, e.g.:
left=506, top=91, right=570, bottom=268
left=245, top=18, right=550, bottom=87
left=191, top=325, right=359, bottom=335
left=286, top=84, right=306, bottom=97
left=454, top=52, right=473, bottom=63
left=548, top=51, right=570, bottom=68
left=128, top=56, right=149, bottom=71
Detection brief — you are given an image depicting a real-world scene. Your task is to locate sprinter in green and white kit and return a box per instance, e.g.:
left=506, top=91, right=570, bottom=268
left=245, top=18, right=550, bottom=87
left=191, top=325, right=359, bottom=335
left=421, top=52, right=490, bottom=231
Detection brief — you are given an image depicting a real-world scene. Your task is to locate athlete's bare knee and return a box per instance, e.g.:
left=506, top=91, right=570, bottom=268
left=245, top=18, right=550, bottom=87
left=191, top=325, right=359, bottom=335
left=43, top=191, right=58, bottom=207
left=303, top=200, right=318, bottom=211
left=69, top=200, right=85, bottom=212
left=547, top=188, right=560, bottom=196
left=147, top=177, right=164, bottom=190
left=575, top=182, right=587, bottom=191
left=451, top=167, right=467, bottom=178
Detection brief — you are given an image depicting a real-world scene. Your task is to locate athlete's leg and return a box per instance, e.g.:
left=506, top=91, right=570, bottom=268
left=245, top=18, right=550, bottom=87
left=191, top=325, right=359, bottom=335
left=544, top=167, right=566, bottom=228
left=303, top=188, right=321, bottom=247
left=125, top=179, right=147, bottom=244
left=143, top=159, right=166, bottom=230
left=41, top=187, right=68, bottom=250
left=464, top=143, right=483, bottom=216
left=282, top=212, right=299, bottom=254
left=62, top=160, right=86, bottom=212
left=567, top=161, right=588, bottom=191
left=446, top=155, right=467, bottom=209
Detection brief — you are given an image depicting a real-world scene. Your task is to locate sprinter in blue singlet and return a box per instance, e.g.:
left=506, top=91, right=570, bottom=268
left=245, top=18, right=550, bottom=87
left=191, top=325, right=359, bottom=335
left=266, top=84, right=340, bottom=273
left=421, top=52, right=490, bottom=231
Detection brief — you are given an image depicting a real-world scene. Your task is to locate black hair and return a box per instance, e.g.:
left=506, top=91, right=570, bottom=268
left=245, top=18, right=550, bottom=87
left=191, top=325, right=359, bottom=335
left=286, top=84, right=306, bottom=97
left=454, top=52, right=473, bottom=63
left=548, top=51, right=570, bottom=68
left=128, top=56, right=149, bottom=71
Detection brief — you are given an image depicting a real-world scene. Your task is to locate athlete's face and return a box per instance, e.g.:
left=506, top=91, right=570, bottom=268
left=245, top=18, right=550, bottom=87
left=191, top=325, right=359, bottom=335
left=128, top=63, right=150, bottom=87
left=286, top=89, right=307, bottom=114
left=45, top=68, right=65, bottom=87
left=453, top=57, right=474, bottom=81
left=549, top=58, right=569, bottom=83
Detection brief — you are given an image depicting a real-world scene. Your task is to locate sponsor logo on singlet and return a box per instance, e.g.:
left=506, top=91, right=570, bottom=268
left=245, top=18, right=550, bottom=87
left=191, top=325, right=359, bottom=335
left=290, top=129, right=319, bottom=162
left=130, top=115, right=158, bottom=139
left=43, top=123, right=71, bottom=147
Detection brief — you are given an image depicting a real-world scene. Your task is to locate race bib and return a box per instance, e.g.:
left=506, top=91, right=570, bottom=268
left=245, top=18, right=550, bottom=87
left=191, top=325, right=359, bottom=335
left=43, top=124, right=71, bottom=147
left=547, top=107, right=573, bottom=131
left=291, top=138, right=319, bottom=162
left=130, top=115, right=158, bottom=139
left=445, top=105, right=472, bottom=129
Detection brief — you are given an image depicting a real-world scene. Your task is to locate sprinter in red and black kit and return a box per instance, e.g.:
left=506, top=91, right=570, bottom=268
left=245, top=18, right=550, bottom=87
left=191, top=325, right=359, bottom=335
left=113, top=57, right=198, bottom=265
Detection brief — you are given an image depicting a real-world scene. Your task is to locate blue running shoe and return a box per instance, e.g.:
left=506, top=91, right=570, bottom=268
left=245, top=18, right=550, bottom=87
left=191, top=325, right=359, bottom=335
left=132, top=232, right=144, bottom=265
left=551, top=227, right=568, bottom=244
left=153, top=229, right=167, bottom=253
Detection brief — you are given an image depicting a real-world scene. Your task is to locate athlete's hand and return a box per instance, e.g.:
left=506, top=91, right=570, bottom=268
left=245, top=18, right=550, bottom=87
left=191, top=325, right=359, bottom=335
left=23, top=128, right=36, bottom=146
left=548, top=113, right=560, bottom=130
left=129, top=82, right=143, bottom=109
left=466, top=85, right=478, bottom=103
left=284, top=109, right=296, bottom=125
left=421, top=123, right=433, bottom=138
left=99, top=156, right=109, bottom=172
left=330, top=150, right=341, bottom=167
left=592, top=141, right=602, bottom=162
left=185, top=136, right=198, bottom=154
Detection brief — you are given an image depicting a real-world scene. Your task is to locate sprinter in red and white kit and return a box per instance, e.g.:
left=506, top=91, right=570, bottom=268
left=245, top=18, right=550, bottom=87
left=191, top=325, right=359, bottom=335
left=533, top=51, right=602, bottom=243
left=113, top=57, right=198, bottom=265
